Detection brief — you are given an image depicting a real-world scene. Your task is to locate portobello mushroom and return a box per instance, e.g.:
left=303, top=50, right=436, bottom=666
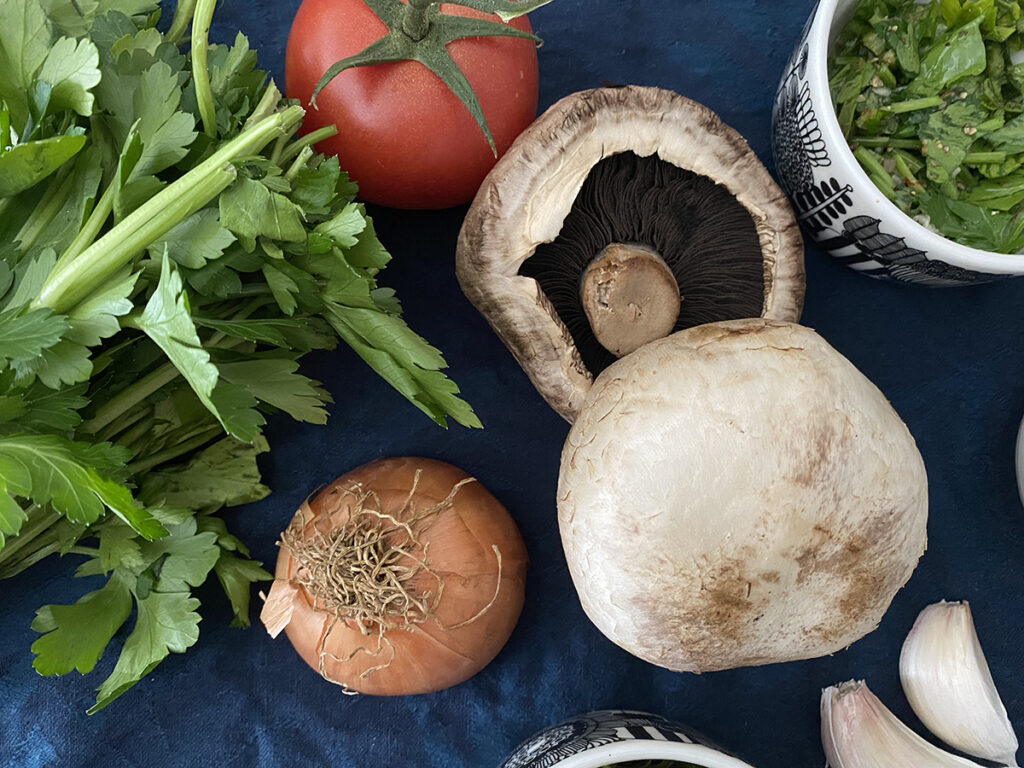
left=457, top=86, right=805, bottom=421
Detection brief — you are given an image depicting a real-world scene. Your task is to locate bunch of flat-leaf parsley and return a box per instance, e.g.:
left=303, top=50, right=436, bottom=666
left=0, top=0, right=479, bottom=712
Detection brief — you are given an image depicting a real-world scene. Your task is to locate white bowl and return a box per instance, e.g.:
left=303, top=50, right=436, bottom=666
left=499, top=710, right=756, bottom=768
left=1017, top=416, right=1024, bottom=507
left=771, top=0, right=1024, bottom=285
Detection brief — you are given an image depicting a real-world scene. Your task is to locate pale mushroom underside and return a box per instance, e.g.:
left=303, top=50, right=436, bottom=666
left=457, top=86, right=806, bottom=422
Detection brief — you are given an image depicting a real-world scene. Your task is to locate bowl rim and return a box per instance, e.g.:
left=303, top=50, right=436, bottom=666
left=805, top=0, right=1024, bottom=273
left=546, top=739, right=756, bottom=768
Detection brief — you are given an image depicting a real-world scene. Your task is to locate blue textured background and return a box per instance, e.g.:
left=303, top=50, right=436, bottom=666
left=3, top=0, right=1024, bottom=766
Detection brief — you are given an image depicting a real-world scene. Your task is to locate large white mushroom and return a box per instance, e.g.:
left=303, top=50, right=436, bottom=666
left=558, top=319, right=928, bottom=672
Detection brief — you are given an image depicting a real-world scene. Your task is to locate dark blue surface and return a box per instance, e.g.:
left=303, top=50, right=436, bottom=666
left=4, top=1, right=1024, bottom=766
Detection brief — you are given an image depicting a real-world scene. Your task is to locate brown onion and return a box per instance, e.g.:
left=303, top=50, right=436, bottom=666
left=261, top=457, right=528, bottom=695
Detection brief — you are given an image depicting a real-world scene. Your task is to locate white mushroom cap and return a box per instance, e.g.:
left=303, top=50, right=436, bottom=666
left=558, top=319, right=928, bottom=672
left=457, top=86, right=805, bottom=423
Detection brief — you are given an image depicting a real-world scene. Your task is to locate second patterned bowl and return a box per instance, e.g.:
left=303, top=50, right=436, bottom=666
left=498, top=710, right=756, bottom=768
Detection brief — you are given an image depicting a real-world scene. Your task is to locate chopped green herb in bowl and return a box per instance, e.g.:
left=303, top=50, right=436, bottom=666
left=830, top=0, right=1024, bottom=254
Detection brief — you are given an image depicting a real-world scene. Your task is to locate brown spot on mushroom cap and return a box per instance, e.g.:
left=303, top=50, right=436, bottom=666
left=457, top=86, right=806, bottom=423
left=557, top=319, right=928, bottom=673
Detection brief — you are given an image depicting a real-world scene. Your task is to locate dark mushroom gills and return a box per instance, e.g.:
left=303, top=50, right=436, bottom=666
left=458, top=86, right=805, bottom=421
left=520, top=150, right=768, bottom=372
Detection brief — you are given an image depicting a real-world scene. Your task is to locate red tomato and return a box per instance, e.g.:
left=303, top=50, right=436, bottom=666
left=285, top=0, right=540, bottom=209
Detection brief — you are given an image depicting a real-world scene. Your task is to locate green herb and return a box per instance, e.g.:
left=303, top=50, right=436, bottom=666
left=0, top=0, right=478, bottom=712
left=830, top=0, right=1024, bottom=253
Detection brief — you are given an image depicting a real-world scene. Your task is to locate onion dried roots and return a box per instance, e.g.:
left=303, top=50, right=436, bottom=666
left=277, top=471, right=502, bottom=692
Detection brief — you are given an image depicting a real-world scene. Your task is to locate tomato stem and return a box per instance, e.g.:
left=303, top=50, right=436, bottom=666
left=402, top=0, right=435, bottom=41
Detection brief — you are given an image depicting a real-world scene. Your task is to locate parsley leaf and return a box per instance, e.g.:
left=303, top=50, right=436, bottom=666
left=30, top=570, right=132, bottom=675
left=219, top=176, right=307, bottom=250
left=326, top=303, right=481, bottom=428
left=0, top=434, right=165, bottom=538
left=0, top=308, right=67, bottom=360
left=0, top=486, right=28, bottom=546
left=213, top=552, right=272, bottom=628
left=89, top=590, right=201, bottom=713
left=37, top=36, right=101, bottom=117
left=219, top=358, right=331, bottom=425
left=0, top=134, right=88, bottom=198
left=0, top=0, right=53, bottom=129
left=141, top=435, right=270, bottom=510
left=0, top=380, right=88, bottom=434
left=136, top=254, right=262, bottom=441
left=138, top=518, right=219, bottom=593
left=909, top=16, right=986, bottom=95
left=147, top=209, right=236, bottom=269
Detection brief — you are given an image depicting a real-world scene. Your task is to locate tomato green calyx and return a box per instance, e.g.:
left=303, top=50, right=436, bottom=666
left=402, top=0, right=435, bottom=41
left=310, top=0, right=554, bottom=155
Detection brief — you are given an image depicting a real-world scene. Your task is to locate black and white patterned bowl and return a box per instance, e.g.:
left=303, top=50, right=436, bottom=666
left=498, top=710, right=756, bottom=768
left=771, top=0, right=1024, bottom=285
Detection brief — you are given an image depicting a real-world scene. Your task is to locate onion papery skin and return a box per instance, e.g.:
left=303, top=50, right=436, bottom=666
left=274, top=457, right=528, bottom=695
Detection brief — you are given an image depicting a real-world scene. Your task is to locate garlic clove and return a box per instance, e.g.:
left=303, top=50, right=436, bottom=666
left=900, top=601, right=1019, bottom=767
left=822, top=680, right=987, bottom=768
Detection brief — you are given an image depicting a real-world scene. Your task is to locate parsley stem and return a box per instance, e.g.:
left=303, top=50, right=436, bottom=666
left=126, top=425, right=222, bottom=474
left=279, top=125, right=338, bottom=165
left=57, top=174, right=116, bottom=270
left=67, top=546, right=100, bottom=557
left=192, top=0, right=219, bottom=138
left=82, top=363, right=181, bottom=436
left=204, top=298, right=267, bottom=347
left=245, top=82, right=285, bottom=132
left=230, top=284, right=275, bottom=298
left=854, top=146, right=895, bottom=196
left=33, top=106, right=305, bottom=315
left=15, top=166, right=75, bottom=252
left=0, top=525, right=82, bottom=578
left=964, top=151, right=1007, bottom=164
left=893, top=152, right=921, bottom=186
left=38, top=169, right=230, bottom=313
left=886, top=96, right=944, bottom=114
left=853, top=136, right=921, bottom=149
left=96, top=406, right=151, bottom=445
left=284, top=146, right=314, bottom=181
left=0, top=543, right=56, bottom=578
left=167, top=0, right=198, bottom=45
left=118, top=416, right=158, bottom=453
left=0, top=506, right=56, bottom=568
left=269, top=134, right=288, bottom=166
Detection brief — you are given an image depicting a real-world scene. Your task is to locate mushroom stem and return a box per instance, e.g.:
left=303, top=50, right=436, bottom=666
left=580, top=243, right=682, bottom=357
